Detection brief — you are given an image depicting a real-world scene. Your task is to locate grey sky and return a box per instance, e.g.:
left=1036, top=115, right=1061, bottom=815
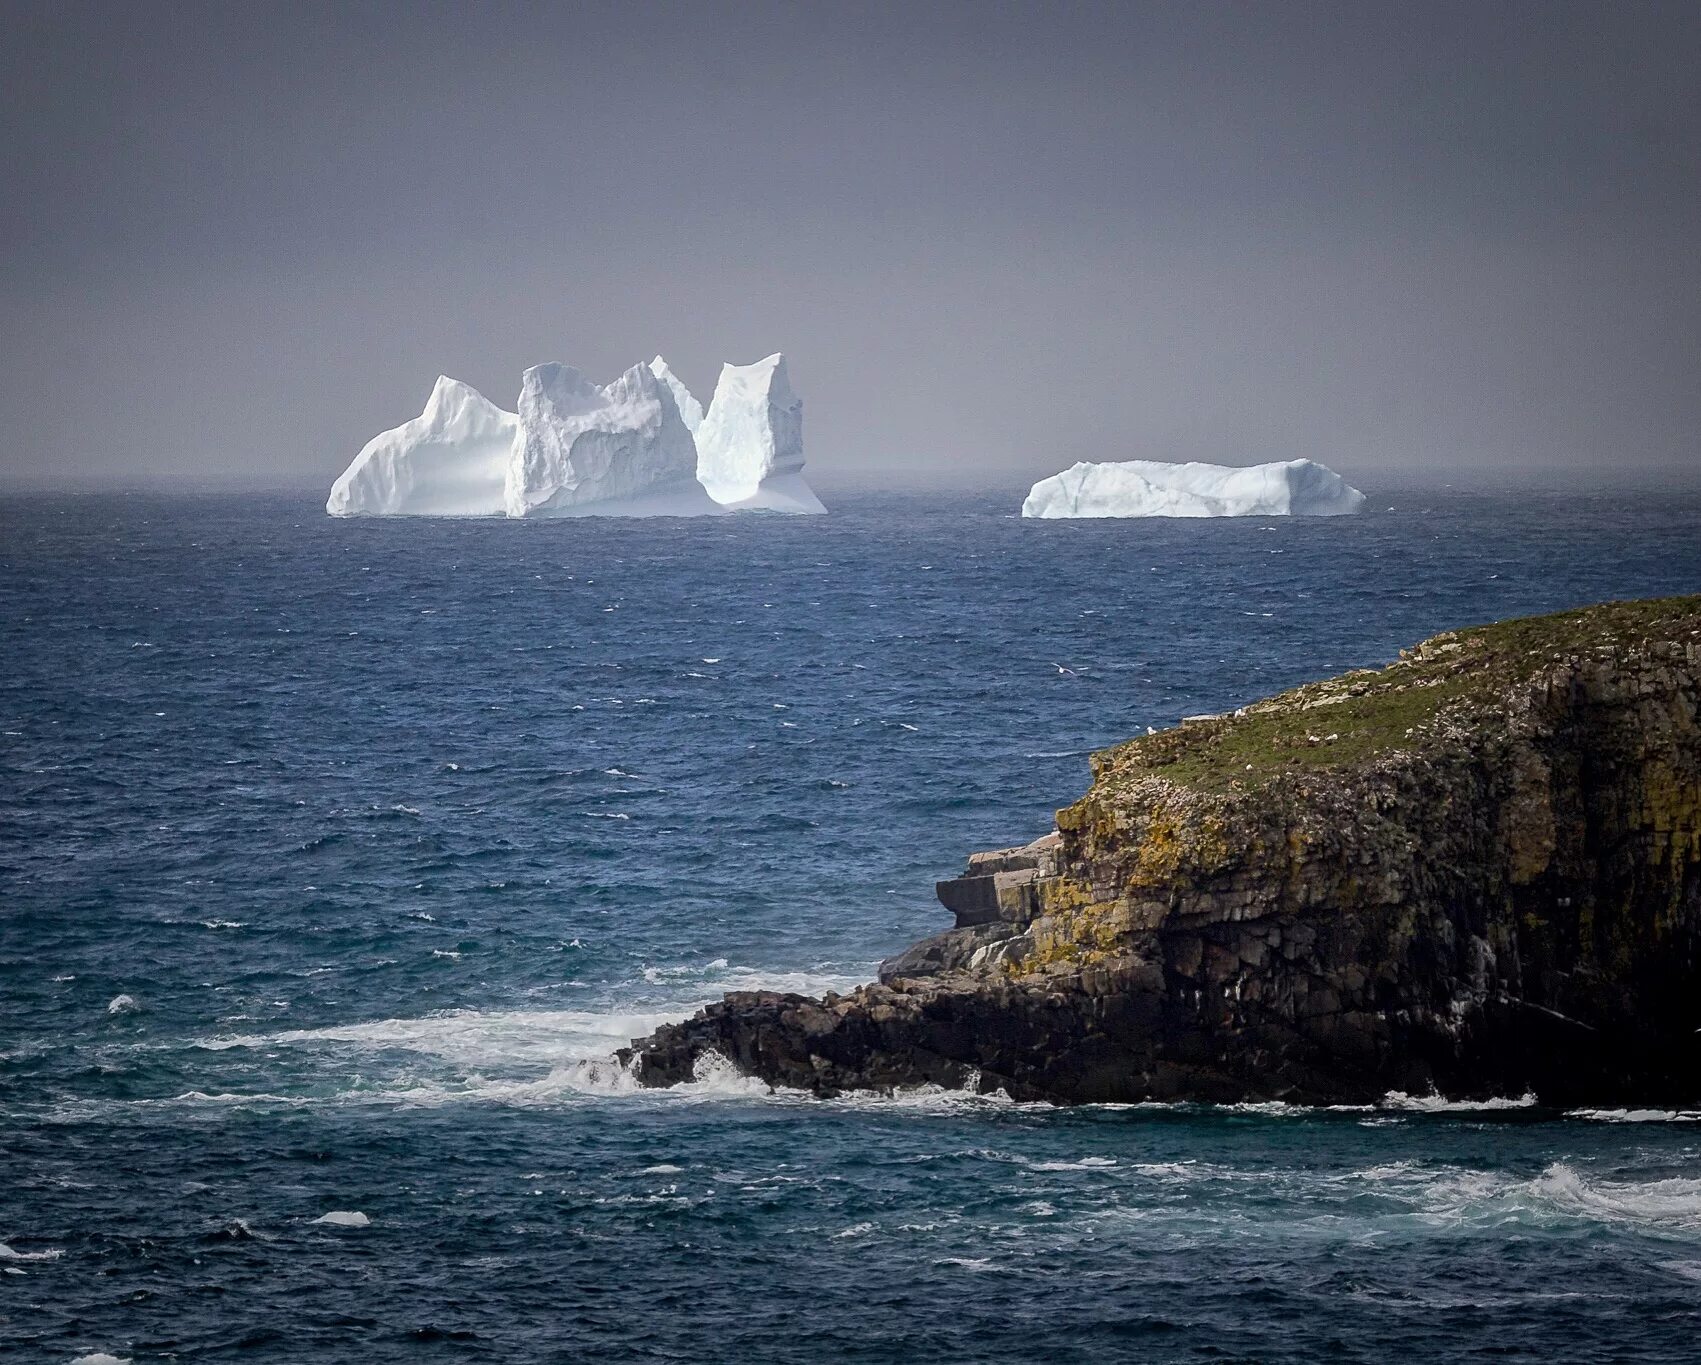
left=2, top=0, right=1697, bottom=491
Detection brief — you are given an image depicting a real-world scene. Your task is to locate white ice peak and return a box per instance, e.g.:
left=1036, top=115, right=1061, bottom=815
left=1021, top=459, right=1366, bottom=519
left=692, top=354, right=824, bottom=514
left=326, top=376, right=515, bottom=518
left=648, top=355, right=704, bottom=433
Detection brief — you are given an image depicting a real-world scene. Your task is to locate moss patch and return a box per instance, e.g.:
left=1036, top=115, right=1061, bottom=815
left=1089, top=595, right=1701, bottom=796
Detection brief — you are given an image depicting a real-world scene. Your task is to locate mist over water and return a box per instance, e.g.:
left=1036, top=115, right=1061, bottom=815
left=5, top=488, right=1701, bottom=1360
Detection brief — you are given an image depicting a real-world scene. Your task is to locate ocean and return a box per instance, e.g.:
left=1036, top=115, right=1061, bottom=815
left=4, top=486, right=1701, bottom=1362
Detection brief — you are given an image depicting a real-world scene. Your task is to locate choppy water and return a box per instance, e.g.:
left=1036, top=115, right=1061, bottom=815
left=4, top=486, right=1701, bottom=1363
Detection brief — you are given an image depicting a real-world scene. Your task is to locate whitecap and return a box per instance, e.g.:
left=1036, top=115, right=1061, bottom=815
left=832, top=1222, right=875, bottom=1240
left=197, top=1005, right=681, bottom=1070
left=1659, top=1260, right=1701, bottom=1284
left=832, top=1083, right=1039, bottom=1115
left=1220, top=1100, right=1312, bottom=1116
left=171, top=1091, right=306, bottom=1106
left=1030, top=1156, right=1117, bottom=1171
left=1567, top=1108, right=1701, bottom=1123
left=1381, top=1090, right=1537, bottom=1112
left=71, top=1354, right=132, bottom=1364
left=641, top=958, right=732, bottom=982
left=1400, top=1161, right=1701, bottom=1233
left=106, top=995, right=137, bottom=1015
left=1528, top=1162, right=1701, bottom=1229
left=1129, top=1161, right=1204, bottom=1179
left=0, top=1243, right=63, bottom=1262
left=168, top=967, right=868, bottom=1113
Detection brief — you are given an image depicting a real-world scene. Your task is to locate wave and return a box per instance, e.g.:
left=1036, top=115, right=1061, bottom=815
left=104, top=963, right=866, bottom=1113
left=0, top=1242, right=63, bottom=1261
left=1402, top=1162, right=1701, bottom=1234
left=1073, top=1093, right=1533, bottom=1118
left=1381, top=1090, right=1538, bottom=1113
left=1526, top=1162, right=1701, bottom=1230
left=829, top=1081, right=1043, bottom=1116
left=1659, top=1260, right=1701, bottom=1284
left=1567, top=1107, right=1701, bottom=1123
left=195, top=1005, right=680, bottom=1068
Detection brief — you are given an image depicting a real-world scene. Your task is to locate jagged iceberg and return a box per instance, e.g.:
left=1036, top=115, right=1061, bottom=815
left=648, top=356, right=703, bottom=434
left=1021, top=459, right=1365, bottom=519
left=505, top=362, right=720, bottom=518
left=328, top=352, right=825, bottom=518
left=692, top=354, right=825, bottom=514
left=326, top=376, right=516, bottom=518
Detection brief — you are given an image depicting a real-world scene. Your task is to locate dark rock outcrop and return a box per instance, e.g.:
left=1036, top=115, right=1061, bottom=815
left=623, top=596, right=1701, bottom=1106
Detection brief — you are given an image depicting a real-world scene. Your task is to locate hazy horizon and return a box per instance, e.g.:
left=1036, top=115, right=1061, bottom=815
left=3, top=0, right=1697, bottom=495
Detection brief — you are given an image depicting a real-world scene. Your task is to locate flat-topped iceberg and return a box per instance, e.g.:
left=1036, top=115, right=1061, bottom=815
left=328, top=351, right=825, bottom=518
left=326, top=377, right=516, bottom=518
left=1022, top=459, right=1365, bottom=519
left=692, top=354, right=825, bottom=514
left=506, top=362, right=719, bottom=518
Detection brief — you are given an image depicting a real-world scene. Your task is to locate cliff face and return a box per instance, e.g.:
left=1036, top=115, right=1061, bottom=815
left=624, top=596, right=1701, bottom=1106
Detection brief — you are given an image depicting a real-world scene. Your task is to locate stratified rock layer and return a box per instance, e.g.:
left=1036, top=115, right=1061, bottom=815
left=624, top=596, right=1701, bottom=1105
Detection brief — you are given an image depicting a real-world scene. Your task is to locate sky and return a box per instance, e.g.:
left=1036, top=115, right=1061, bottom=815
left=1, top=0, right=1697, bottom=492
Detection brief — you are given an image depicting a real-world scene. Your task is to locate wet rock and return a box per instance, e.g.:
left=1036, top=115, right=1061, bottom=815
left=876, top=922, right=1022, bottom=983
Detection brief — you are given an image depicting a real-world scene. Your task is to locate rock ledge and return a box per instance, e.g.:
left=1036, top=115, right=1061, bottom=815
left=623, top=596, right=1701, bottom=1105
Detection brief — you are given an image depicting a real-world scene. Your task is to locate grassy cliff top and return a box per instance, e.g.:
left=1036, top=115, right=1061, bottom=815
left=1088, top=594, right=1701, bottom=796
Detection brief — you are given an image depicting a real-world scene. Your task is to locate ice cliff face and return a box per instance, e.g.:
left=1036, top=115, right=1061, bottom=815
left=505, top=362, right=719, bottom=518
left=1022, top=459, right=1365, bottom=519
left=693, top=354, right=825, bottom=514
left=648, top=356, right=704, bottom=434
left=325, top=377, right=516, bottom=517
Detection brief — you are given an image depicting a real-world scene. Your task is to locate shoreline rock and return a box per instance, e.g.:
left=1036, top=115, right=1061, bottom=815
left=622, top=595, right=1701, bottom=1106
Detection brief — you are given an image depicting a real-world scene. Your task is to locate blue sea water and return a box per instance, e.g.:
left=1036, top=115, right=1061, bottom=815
left=4, top=486, right=1701, bottom=1363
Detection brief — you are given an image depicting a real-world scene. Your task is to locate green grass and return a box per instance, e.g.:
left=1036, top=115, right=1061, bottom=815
left=1091, top=594, right=1701, bottom=795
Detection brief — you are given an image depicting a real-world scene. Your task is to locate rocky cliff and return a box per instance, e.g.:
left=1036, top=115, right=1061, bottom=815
left=623, top=596, right=1701, bottom=1106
